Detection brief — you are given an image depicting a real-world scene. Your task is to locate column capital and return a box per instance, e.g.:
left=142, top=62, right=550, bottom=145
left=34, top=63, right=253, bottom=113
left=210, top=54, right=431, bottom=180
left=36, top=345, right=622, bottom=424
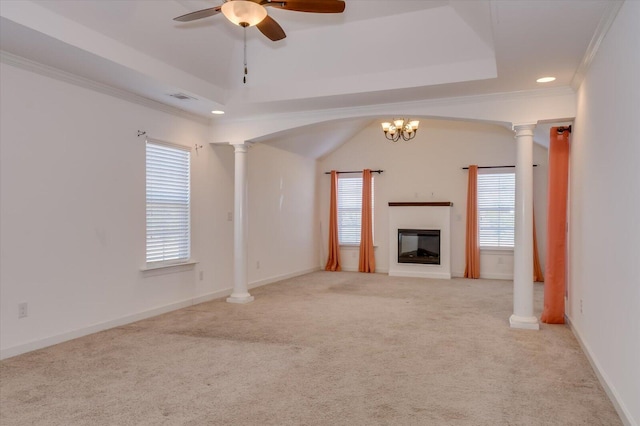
left=229, top=141, right=254, bottom=153
left=512, top=123, right=536, bottom=136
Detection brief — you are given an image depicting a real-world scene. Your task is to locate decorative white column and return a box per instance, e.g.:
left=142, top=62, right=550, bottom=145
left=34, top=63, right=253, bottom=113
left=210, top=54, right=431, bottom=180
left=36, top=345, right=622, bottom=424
left=510, top=124, right=539, bottom=330
left=227, top=142, right=254, bottom=304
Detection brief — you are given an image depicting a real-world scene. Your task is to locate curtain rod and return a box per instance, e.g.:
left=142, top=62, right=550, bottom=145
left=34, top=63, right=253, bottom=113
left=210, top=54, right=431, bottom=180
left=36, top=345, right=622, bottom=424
left=324, top=170, right=384, bottom=175
left=461, top=165, right=538, bottom=170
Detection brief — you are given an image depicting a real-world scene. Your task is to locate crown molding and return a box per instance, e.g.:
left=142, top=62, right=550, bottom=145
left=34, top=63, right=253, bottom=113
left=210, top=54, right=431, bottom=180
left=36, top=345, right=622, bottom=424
left=0, top=51, right=212, bottom=126
left=571, top=0, right=624, bottom=90
left=211, top=85, right=576, bottom=145
left=218, top=86, right=576, bottom=126
left=355, top=86, right=576, bottom=112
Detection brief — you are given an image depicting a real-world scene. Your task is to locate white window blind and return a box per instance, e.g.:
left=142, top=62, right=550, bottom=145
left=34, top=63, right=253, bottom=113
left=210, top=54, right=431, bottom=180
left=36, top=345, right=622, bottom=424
left=477, top=172, right=515, bottom=248
left=146, top=141, right=191, bottom=264
left=337, top=176, right=374, bottom=245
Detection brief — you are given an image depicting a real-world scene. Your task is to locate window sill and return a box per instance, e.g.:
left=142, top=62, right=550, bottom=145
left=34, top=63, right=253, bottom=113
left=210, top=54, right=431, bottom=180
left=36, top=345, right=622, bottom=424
left=141, top=260, right=198, bottom=275
left=340, top=244, right=379, bottom=248
left=480, top=247, right=514, bottom=254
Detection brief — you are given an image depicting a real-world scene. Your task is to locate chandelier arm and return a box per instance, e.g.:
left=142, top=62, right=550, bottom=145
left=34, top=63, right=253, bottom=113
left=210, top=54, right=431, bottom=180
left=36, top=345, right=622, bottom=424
left=401, top=129, right=417, bottom=141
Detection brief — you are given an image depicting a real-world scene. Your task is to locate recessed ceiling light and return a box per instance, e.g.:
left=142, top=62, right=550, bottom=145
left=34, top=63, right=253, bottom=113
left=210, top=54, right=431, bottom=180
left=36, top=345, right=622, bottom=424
left=211, top=110, right=225, bottom=115
left=536, top=76, right=556, bottom=83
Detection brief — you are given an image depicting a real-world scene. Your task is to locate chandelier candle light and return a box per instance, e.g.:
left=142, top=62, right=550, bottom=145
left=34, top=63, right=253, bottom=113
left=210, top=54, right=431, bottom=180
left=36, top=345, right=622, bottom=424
left=381, top=119, right=420, bottom=142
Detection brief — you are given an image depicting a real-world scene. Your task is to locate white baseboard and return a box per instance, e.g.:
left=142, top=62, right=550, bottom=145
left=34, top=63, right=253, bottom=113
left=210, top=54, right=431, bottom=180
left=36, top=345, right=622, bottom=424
left=1, top=296, right=203, bottom=360
left=479, top=272, right=513, bottom=280
left=566, top=315, right=636, bottom=426
left=451, top=270, right=513, bottom=280
left=389, top=270, right=451, bottom=279
left=248, top=267, right=320, bottom=289
left=1, top=269, right=326, bottom=360
left=192, top=288, right=234, bottom=305
left=327, top=267, right=389, bottom=274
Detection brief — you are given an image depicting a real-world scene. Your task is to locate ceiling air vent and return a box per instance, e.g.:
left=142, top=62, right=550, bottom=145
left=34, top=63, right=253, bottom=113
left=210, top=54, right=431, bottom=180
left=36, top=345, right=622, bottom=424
left=168, top=93, right=197, bottom=101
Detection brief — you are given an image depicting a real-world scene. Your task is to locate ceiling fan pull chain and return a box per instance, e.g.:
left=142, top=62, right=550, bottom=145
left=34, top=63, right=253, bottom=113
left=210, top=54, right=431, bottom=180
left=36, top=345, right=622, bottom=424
left=243, top=26, right=248, bottom=84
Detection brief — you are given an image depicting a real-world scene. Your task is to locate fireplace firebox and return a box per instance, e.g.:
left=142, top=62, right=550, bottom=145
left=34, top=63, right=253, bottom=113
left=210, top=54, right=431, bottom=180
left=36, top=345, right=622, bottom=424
left=398, top=229, right=440, bottom=265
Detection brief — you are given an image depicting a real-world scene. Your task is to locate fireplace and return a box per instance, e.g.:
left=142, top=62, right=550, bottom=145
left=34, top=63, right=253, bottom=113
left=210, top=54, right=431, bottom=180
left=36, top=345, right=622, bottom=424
left=398, top=229, right=440, bottom=265
left=388, top=202, right=451, bottom=279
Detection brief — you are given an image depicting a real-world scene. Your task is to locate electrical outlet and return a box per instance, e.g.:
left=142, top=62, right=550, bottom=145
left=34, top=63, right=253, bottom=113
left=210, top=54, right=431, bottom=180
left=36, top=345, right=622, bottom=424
left=580, top=299, right=583, bottom=314
left=256, top=261, right=260, bottom=269
left=18, top=302, right=28, bottom=319
left=227, top=212, right=233, bottom=222
left=199, top=271, right=204, bottom=281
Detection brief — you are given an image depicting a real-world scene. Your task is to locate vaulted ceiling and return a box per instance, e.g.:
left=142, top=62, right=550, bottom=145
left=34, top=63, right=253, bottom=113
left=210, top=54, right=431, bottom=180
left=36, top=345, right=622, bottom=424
left=0, top=0, right=621, bottom=155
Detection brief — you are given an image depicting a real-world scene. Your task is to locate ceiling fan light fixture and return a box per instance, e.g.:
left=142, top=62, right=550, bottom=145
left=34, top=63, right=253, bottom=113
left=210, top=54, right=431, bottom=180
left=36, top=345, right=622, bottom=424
left=221, top=1, right=267, bottom=27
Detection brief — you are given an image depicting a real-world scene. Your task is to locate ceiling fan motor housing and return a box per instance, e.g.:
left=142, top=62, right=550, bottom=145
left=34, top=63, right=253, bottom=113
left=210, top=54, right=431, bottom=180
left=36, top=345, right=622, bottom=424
left=221, top=1, right=268, bottom=27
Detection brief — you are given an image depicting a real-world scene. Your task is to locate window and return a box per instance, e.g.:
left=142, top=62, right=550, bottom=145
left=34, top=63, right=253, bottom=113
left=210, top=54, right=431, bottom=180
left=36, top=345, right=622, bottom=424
left=337, top=176, right=374, bottom=245
left=477, top=172, right=515, bottom=248
left=146, top=140, right=191, bottom=265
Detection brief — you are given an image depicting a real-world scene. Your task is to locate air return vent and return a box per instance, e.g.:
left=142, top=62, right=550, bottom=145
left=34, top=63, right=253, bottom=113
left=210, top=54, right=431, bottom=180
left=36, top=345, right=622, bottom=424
left=168, top=93, right=197, bottom=101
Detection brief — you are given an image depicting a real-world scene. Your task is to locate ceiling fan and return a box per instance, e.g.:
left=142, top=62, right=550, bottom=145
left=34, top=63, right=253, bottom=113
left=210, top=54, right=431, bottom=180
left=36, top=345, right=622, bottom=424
left=173, top=0, right=346, bottom=41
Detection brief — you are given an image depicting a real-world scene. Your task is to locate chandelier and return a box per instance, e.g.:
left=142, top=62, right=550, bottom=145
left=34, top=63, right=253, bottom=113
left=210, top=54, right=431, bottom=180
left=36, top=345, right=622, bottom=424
left=381, top=119, right=420, bottom=142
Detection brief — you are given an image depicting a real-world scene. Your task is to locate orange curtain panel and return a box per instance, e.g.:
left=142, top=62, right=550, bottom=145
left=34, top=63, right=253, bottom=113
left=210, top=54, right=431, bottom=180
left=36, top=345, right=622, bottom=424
left=325, top=170, right=341, bottom=271
left=541, top=127, right=570, bottom=323
left=464, top=165, right=480, bottom=278
left=533, top=209, right=544, bottom=282
left=359, top=169, right=376, bottom=273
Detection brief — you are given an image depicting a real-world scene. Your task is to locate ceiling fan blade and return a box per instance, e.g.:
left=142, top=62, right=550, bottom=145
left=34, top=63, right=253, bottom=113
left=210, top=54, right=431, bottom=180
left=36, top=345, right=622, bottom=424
left=264, top=0, right=345, bottom=13
left=173, top=6, right=222, bottom=22
left=257, top=15, right=286, bottom=41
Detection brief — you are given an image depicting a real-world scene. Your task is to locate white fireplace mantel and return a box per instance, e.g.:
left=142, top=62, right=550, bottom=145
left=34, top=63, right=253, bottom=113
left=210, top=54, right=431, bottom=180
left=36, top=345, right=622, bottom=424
left=388, top=202, right=452, bottom=279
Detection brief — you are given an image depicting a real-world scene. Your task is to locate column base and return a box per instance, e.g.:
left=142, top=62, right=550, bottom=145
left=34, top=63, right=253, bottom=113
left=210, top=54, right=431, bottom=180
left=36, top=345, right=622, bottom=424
left=226, top=293, right=254, bottom=304
left=509, top=314, right=540, bottom=330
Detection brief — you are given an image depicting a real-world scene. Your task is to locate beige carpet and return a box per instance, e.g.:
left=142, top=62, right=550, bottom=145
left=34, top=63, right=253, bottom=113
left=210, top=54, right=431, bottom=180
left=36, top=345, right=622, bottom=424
left=0, top=272, right=621, bottom=425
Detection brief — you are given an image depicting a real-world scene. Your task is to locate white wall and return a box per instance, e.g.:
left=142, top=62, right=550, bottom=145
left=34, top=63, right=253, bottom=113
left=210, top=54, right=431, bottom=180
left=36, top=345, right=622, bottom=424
left=569, top=1, right=640, bottom=424
left=318, top=119, right=549, bottom=279
left=247, top=143, right=320, bottom=286
left=0, top=63, right=235, bottom=358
